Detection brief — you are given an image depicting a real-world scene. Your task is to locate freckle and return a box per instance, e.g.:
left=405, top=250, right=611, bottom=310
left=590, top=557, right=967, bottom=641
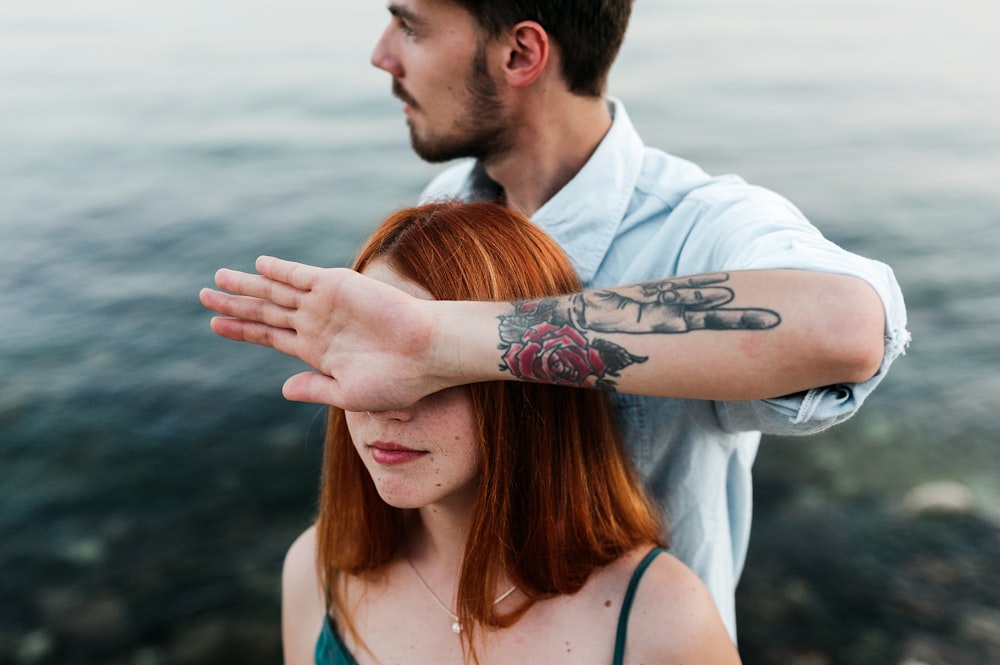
left=604, top=599, right=612, bottom=607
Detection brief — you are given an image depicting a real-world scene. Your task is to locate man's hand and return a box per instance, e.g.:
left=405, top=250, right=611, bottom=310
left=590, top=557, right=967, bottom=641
left=199, top=256, right=454, bottom=411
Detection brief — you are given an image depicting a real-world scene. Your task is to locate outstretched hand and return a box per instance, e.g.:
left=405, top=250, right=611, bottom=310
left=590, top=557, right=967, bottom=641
left=199, top=256, right=453, bottom=411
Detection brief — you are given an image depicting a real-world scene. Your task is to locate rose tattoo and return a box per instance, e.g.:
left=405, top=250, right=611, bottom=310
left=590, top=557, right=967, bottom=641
left=498, top=300, right=647, bottom=390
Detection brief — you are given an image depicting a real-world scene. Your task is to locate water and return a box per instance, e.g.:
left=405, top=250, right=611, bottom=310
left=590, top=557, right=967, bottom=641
left=2, top=0, right=998, bottom=661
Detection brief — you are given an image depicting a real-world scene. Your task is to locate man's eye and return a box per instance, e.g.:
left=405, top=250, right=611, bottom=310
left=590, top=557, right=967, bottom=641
left=398, top=20, right=416, bottom=36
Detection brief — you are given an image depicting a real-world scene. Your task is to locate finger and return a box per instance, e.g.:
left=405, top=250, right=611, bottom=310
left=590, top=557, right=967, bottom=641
left=209, top=316, right=299, bottom=351
left=199, top=287, right=224, bottom=312
left=200, top=288, right=255, bottom=318
left=283, top=372, right=424, bottom=411
left=662, top=272, right=731, bottom=289
left=200, top=289, right=296, bottom=330
left=282, top=371, right=339, bottom=406
left=256, top=256, right=326, bottom=292
left=213, top=269, right=304, bottom=309
left=686, top=308, right=781, bottom=331
left=658, top=286, right=734, bottom=309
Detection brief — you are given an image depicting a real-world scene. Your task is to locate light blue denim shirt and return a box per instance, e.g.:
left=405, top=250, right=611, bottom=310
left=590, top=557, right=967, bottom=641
left=420, top=98, right=910, bottom=639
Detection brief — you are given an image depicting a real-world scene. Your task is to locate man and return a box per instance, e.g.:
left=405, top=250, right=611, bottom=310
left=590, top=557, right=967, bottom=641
left=200, top=0, right=909, bottom=639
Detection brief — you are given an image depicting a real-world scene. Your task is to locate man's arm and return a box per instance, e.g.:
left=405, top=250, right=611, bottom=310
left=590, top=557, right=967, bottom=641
left=200, top=256, right=885, bottom=411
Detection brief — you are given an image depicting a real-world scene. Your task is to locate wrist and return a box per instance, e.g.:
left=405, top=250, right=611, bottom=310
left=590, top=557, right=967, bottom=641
left=430, top=300, right=514, bottom=387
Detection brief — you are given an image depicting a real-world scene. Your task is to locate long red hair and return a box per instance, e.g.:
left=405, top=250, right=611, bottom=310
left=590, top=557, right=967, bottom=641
left=315, top=201, right=665, bottom=653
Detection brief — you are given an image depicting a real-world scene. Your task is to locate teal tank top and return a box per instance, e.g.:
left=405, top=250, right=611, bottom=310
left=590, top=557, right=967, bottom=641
left=315, top=547, right=666, bottom=665
left=315, top=613, right=360, bottom=665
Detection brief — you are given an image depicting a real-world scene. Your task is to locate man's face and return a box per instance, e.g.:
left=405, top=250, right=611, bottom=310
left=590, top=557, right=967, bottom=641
left=371, top=0, right=513, bottom=163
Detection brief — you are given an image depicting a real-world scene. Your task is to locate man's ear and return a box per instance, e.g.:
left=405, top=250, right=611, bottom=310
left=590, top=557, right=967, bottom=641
left=501, top=21, right=549, bottom=88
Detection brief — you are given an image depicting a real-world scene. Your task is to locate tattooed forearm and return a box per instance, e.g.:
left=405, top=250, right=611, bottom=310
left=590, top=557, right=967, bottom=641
left=496, top=273, right=780, bottom=389
left=497, top=299, right=647, bottom=390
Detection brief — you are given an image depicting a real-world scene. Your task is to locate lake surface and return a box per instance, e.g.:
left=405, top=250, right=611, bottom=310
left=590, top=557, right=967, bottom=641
left=2, top=0, right=998, bottom=661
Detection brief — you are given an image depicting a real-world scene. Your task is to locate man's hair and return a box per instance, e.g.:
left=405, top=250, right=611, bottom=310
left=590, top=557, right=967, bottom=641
left=454, top=0, right=634, bottom=97
left=315, top=201, right=664, bottom=656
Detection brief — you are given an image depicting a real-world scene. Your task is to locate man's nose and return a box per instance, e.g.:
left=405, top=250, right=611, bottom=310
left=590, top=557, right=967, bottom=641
left=370, top=26, right=403, bottom=78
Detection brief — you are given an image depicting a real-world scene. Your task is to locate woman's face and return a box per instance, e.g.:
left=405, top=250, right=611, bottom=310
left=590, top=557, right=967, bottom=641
left=344, top=259, right=481, bottom=511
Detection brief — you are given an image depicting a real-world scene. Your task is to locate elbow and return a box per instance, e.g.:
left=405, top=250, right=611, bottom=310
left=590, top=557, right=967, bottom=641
left=827, top=283, right=886, bottom=384
left=838, top=331, right=884, bottom=383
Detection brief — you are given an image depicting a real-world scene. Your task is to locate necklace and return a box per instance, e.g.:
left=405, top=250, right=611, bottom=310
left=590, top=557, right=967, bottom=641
left=406, top=556, right=517, bottom=634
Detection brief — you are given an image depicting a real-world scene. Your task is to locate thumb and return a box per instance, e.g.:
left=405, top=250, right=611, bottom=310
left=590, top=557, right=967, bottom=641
left=283, top=371, right=339, bottom=406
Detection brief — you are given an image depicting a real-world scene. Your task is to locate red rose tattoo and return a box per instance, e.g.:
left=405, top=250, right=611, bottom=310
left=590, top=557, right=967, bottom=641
left=502, top=322, right=608, bottom=387
left=498, top=301, right=647, bottom=390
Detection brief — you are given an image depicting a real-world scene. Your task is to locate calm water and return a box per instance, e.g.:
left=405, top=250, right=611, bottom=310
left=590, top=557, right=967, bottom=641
left=2, top=0, right=999, bottom=657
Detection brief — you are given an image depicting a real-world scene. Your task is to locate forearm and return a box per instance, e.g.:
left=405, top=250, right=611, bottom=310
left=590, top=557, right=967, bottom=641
left=441, top=269, right=886, bottom=401
left=201, top=258, right=885, bottom=410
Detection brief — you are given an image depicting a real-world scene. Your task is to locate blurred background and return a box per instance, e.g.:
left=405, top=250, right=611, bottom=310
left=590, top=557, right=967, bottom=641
left=2, top=0, right=998, bottom=663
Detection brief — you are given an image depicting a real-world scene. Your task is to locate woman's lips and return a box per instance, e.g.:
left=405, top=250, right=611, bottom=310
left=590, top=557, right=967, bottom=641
left=369, top=441, right=428, bottom=465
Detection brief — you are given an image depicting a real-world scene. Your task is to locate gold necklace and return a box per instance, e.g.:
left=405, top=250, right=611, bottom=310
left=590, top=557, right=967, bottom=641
left=406, top=556, right=517, bottom=634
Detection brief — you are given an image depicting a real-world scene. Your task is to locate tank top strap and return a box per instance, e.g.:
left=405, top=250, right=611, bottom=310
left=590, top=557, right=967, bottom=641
left=315, top=614, right=361, bottom=665
left=612, top=546, right=667, bottom=665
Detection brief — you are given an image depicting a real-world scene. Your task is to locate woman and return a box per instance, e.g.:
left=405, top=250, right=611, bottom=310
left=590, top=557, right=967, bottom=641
left=281, top=202, right=740, bottom=664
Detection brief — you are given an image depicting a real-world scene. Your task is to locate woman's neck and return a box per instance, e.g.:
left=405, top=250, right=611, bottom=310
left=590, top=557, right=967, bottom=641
left=407, top=502, right=472, bottom=573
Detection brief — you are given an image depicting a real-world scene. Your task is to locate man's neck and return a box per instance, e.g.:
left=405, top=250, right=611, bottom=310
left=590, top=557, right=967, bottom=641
left=483, top=95, right=612, bottom=217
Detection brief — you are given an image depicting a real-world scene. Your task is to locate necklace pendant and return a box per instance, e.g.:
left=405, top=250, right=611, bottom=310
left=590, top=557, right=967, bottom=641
left=451, top=621, right=462, bottom=634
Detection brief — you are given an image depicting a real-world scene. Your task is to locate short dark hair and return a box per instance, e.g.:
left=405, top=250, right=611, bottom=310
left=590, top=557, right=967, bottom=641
left=454, top=0, right=634, bottom=97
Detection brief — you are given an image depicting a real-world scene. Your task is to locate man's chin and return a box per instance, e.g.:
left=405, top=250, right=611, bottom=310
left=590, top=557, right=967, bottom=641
left=409, top=134, right=469, bottom=164
left=408, top=124, right=509, bottom=164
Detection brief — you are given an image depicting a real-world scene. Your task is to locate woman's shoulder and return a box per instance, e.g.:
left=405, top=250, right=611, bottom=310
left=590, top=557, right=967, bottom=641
left=283, top=525, right=320, bottom=594
left=618, top=547, right=742, bottom=664
left=281, top=525, right=328, bottom=665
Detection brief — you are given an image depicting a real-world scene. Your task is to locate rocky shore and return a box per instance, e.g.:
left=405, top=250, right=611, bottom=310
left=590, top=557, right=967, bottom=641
left=737, top=429, right=1000, bottom=665
left=737, top=488, right=1000, bottom=665
left=4, top=419, right=998, bottom=665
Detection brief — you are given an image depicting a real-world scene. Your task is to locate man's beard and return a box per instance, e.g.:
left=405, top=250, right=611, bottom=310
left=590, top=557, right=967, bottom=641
left=408, top=45, right=513, bottom=164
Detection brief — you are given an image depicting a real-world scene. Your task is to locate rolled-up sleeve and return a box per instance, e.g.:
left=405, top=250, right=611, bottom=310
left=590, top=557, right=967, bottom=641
left=714, top=221, right=911, bottom=434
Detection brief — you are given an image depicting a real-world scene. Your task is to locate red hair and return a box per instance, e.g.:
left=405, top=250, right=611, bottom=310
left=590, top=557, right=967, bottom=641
left=315, top=202, right=665, bottom=654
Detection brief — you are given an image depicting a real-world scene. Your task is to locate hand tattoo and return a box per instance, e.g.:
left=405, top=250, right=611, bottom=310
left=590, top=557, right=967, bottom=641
left=497, top=273, right=780, bottom=390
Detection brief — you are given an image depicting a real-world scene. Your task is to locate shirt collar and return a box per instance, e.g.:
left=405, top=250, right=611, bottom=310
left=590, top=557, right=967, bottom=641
left=530, top=97, right=644, bottom=285
left=459, top=98, right=644, bottom=286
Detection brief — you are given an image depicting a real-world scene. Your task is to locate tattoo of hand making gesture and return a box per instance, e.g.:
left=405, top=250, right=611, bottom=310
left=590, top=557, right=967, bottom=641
left=498, top=273, right=781, bottom=390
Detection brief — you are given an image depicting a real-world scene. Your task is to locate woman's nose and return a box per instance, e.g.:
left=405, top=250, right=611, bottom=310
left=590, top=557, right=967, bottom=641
left=367, top=407, right=413, bottom=423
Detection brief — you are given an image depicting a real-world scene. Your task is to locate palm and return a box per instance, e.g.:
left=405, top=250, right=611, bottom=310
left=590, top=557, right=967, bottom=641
left=201, top=257, right=441, bottom=410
